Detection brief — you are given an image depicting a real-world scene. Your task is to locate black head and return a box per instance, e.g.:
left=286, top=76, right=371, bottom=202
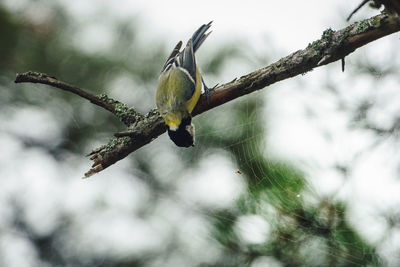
left=167, top=117, right=195, bottom=147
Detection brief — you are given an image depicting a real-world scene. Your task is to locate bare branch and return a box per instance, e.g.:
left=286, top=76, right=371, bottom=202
left=14, top=14, right=400, bottom=177
left=15, top=72, right=115, bottom=112
left=85, top=113, right=166, bottom=177
left=347, top=0, right=400, bottom=21
left=192, top=14, right=400, bottom=115
left=347, top=0, right=370, bottom=21
left=14, top=71, right=144, bottom=126
left=84, top=14, right=400, bottom=177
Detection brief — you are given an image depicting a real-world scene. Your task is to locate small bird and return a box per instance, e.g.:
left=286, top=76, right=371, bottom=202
left=156, top=22, right=213, bottom=147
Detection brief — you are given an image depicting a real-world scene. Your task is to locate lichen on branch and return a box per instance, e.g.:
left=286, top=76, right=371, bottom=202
left=14, top=14, right=400, bottom=177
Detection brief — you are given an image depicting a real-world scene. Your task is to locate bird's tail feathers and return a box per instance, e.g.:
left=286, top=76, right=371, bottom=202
left=191, top=21, right=212, bottom=52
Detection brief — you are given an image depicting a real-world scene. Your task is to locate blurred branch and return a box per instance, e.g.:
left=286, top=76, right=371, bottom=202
left=364, top=117, right=400, bottom=135
left=347, top=0, right=400, bottom=21
left=14, top=14, right=400, bottom=177
left=347, top=0, right=370, bottom=21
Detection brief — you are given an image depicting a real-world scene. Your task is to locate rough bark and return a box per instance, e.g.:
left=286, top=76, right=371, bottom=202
left=14, top=14, right=400, bottom=177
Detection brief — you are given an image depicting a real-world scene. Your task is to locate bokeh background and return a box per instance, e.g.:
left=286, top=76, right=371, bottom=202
left=1, top=0, right=400, bottom=266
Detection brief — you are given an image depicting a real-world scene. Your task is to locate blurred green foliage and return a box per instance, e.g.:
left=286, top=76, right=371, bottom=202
left=195, top=98, right=380, bottom=266
left=0, top=2, right=382, bottom=267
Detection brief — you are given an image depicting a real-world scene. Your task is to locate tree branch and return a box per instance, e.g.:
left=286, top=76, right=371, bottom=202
left=15, top=71, right=144, bottom=126
left=14, top=14, right=400, bottom=177
left=347, top=1, right=400, bottom=21
left=193, top=14, right=400, bottom=115
left=347, top=0, right=370, bottom=21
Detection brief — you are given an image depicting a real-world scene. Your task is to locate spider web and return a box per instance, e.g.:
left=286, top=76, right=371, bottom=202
left=2, top=3, right=400, bottom=266
left=156, top=38, right=400, bottom=266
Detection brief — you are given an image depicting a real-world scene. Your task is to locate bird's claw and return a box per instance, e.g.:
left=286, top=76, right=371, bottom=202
left=203, top=78, right=218, bottom=105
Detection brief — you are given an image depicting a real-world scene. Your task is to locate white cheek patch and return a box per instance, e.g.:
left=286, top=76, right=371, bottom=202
left=169, top=125, right=178, bottom=131
left=186, top=123, right=195, bottom=142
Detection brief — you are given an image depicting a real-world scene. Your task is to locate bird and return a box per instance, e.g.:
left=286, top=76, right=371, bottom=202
left=156, top=21, right=213, bottom=147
